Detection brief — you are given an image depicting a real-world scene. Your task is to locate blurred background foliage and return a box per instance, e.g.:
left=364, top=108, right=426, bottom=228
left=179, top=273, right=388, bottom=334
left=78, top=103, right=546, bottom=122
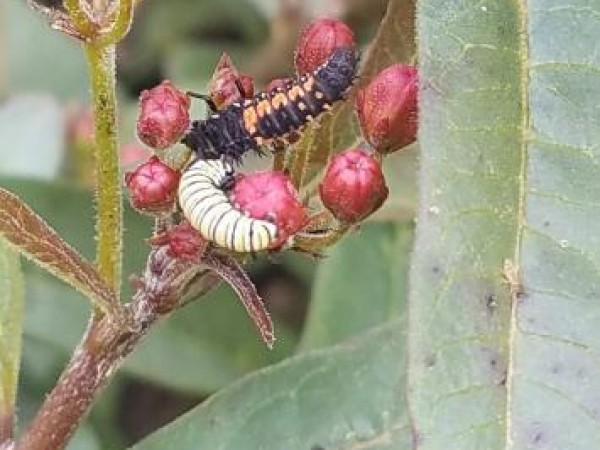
left=1, top=0, right=415, bottom=447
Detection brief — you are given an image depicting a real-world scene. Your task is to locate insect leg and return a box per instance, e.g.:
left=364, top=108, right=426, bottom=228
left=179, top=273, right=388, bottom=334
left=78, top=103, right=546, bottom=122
left=186, top=91, right=218, bottom=112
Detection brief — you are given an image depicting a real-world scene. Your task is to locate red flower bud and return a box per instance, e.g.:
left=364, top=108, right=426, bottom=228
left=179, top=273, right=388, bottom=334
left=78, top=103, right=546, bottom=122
left=295, top=18, right=355, bottom=74
left=356, top=64, right=418, bottom=154
left=125, top=156, right=181, bottom=213
left=230, top=171, right=308, bottom=248
left=150, top=222, right=207, bottom=260
left=207, top=53, right=255, bottom=110
left=137, top=80, right=190, bottom=149
left=319, top=149, right=388, bottom=223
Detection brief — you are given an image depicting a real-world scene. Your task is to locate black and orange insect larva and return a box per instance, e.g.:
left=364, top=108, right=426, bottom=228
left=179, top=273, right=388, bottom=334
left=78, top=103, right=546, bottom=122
left=182, top=47, right=359, bottom=163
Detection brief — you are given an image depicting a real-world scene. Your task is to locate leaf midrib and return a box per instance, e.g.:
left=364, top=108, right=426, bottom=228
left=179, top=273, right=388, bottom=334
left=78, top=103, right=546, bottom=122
left=505, top=0, right=530, bottom=447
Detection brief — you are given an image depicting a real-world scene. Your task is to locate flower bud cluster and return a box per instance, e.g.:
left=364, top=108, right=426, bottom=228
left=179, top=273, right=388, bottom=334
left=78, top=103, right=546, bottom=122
left=129, top=16, right=419, bottom=255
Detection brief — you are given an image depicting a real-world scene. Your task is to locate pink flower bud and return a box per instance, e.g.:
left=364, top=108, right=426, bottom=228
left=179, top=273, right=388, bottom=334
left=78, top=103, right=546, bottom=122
left=230, top=171, right=308, bottom=248
left=319, top=149, right=388, bottom=223
left=207, top=53, right=255, bottom=110
left=125, top=156, right=181, bottom=213
left=356, top=64, right=418, bottom=154
left=137, top=80, right=191, bottom=149
left=295, top=18, right=355, bottom=74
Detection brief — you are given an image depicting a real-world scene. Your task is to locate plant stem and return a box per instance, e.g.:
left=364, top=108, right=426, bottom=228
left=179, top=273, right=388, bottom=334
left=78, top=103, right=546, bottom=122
left=17, top=314, right=143, bottom=450
left=84, top=43, right=122, bottom=295
left=17, top=249, right=217, bottom=450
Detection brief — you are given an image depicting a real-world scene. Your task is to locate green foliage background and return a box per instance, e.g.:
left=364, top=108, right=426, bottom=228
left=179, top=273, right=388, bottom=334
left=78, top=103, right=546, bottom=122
left=4, top=0, right=595, bottom=449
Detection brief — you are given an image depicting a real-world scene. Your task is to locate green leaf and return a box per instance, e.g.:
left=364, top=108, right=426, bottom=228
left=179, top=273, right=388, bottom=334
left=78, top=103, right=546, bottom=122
left=409, top=1, right=600, bottom=448
left=131, top=321, right=411, bottom=450
left=299, top=222, right=413, bottom=351
left=3, top=178, right=296, bottom=393
left=0, top=239, right=24, bottom=441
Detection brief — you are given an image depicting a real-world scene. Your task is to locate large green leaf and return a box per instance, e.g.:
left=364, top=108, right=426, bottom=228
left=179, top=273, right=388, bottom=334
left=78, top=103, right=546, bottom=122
left=0, top=240, right=24, bottom=441
left=299, top=222, right=413, bottom=351
left=132, top=320, right=411, bottom=450
left=409, top=1, right=600, bottom=448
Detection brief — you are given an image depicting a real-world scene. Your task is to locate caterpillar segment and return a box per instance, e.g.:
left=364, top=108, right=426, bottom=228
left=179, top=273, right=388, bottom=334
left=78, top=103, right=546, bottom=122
left=178, top=158, right=279, bottom=253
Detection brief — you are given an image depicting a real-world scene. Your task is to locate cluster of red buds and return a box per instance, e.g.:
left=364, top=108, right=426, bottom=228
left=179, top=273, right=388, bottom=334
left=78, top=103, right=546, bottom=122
left=127, top=16, right=419, bottom=251
left=125, top=17, right=418, bottom=343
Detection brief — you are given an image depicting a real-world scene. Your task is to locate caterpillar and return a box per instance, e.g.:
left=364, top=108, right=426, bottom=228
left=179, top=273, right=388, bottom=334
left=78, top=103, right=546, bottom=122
left=178, top=158, right=278, bottom=253
left=182, top=47, right=358, bottom=163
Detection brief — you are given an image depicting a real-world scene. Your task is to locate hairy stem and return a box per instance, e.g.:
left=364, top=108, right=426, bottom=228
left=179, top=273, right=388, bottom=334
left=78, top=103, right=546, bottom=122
left=85, top=43, right=122, bottom=295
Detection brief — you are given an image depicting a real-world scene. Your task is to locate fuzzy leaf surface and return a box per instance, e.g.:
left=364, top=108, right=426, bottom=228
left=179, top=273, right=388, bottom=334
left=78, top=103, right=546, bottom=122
left=132, top=321, right=410, bottom=450
left=409, top=1, right=600, bottom=448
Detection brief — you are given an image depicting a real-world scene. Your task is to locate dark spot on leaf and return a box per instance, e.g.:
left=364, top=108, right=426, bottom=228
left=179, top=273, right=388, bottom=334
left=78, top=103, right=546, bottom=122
left=577, top=368, right=587, bottom=378
left=424, top=354, right=436, bottom=368
left=479, top=347, right=507, bottom=385
left=550, top=363, right=561, bottom=375
left=311, top=445, right=325, bottom=450
left=485, top=293, right=497, bottom=313
left=432, top=265, right=440, bottom=274
left=528, top=422, right=550, bottom=447
left=543, top=220, right=550, bottom=227
left=498, top=372, right=507, bottom=386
